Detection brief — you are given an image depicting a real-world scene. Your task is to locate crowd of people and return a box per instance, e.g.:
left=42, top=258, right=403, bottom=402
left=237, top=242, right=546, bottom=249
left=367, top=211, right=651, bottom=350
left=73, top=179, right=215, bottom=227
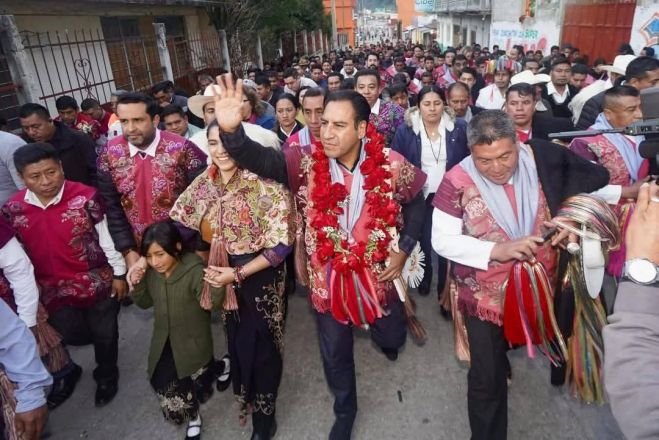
left=0, top=36, right=658, bottom=440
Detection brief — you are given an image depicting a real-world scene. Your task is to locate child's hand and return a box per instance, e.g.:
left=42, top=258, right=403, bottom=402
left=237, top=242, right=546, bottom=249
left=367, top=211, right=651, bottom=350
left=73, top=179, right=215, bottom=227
left=204, top=266, right=235, bottom=288
left=127, top=259, right=147, bottom=291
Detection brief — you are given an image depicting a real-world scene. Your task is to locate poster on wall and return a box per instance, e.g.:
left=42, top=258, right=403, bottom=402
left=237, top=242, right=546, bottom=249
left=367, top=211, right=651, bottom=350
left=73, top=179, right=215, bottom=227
left=630, top=8, right=659, bottom=55
left=490, top=21, right=560, bottom=55
left=415, top=0, right=436, bottom=13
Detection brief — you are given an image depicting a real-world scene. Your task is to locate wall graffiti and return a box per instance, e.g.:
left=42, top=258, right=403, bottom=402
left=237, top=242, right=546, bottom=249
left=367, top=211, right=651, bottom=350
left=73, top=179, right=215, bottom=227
left=489, top=21, right=559, bottom=55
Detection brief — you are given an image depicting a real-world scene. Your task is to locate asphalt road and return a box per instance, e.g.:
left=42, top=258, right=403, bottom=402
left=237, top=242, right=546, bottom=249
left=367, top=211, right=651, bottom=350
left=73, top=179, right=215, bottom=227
left=45, top=290, right=623, bottom=440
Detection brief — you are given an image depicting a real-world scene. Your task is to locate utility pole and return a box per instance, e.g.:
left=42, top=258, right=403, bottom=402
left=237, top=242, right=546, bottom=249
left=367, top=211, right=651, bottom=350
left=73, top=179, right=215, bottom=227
left=331, top=0, right=338, bottom=49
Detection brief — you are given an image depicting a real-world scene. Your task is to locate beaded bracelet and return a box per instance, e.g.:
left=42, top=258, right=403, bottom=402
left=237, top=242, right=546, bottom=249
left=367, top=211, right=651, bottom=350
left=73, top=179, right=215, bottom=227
left=233, top=265, right=245, bottom=288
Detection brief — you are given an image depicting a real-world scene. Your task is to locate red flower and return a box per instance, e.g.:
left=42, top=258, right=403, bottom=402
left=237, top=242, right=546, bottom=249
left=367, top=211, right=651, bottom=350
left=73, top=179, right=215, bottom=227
left=309, top=133, right=400, bottom=278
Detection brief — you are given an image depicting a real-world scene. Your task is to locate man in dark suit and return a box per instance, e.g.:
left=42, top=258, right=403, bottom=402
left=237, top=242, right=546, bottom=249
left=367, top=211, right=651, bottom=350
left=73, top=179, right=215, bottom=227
left=541, top=57, right=578, bottom=119
left=505, top=83, right=574, bottom=142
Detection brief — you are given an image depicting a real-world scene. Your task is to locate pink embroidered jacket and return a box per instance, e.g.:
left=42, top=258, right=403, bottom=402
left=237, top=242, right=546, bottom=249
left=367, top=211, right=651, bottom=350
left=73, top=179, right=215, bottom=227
left=97, top=130, right=207, bottom=251
left=433, top=165, right=557, bottom=325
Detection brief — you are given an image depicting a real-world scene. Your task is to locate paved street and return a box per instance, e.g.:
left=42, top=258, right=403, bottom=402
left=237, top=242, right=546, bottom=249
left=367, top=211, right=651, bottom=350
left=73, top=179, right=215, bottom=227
left=46, top=290, right=623, bottom=440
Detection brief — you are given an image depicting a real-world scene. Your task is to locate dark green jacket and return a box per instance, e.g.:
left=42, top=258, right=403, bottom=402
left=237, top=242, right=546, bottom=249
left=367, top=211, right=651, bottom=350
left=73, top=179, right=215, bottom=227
left=132, top=253, right=224, bottom=379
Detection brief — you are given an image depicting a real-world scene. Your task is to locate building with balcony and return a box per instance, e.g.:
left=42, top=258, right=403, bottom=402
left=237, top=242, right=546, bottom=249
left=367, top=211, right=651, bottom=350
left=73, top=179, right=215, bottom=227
left=434, top=0, right=492, bottom=48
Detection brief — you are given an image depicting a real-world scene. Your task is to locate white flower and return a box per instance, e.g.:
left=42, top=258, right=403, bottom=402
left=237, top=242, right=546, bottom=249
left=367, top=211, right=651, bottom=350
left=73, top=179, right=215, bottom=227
left=403, top=243, right=425, bottom=288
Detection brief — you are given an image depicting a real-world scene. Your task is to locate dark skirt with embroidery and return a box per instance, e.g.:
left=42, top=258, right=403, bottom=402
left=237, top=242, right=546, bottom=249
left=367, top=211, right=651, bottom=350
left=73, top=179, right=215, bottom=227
left=225, top=254, right=286, bottom=425
left=150, top=340, right=216, bottom=424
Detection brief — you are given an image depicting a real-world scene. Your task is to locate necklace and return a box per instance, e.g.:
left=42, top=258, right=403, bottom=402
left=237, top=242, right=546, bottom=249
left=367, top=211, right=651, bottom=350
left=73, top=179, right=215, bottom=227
left=423, top=122, right=442, bottom=164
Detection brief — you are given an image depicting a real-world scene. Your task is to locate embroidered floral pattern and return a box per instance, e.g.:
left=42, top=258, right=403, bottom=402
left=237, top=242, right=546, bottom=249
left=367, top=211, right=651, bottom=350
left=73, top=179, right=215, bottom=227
left=2, top=184, right=112, bottom=312
left=434, top=166, right=557, bottom=325
left=255, top=270, right=286, bottom=353
left=369, top=101, right=405, bottom=148
left=170, top=168, right=294, bottom=254
left=156, top=382, right=196, bottom=424
left=97, top=131, right=206, bottom=245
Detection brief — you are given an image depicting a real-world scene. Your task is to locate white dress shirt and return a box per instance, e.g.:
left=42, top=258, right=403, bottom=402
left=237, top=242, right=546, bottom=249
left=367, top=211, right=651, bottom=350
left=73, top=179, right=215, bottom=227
left=475, top=84, right=506, bottom=110
left=420, top=118, right=448, bottom=198
left=24, top=183, right=126, bottom=276
left=371, top=98, right=381, bottom=116
left=128, top=129, right=161, bottom=157
left=0, top=238, right=39, bottom=327
left=546, top=81, right=570, bottom=104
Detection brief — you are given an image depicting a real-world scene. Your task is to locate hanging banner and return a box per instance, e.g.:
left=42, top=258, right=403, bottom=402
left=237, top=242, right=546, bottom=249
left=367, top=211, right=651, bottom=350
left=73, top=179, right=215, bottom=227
left=415, top=0, right=436, bottom=13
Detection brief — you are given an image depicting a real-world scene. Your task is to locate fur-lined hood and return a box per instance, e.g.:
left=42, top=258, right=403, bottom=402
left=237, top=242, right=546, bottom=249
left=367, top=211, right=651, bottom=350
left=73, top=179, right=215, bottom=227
left=403, top=106, right=456, bottom=135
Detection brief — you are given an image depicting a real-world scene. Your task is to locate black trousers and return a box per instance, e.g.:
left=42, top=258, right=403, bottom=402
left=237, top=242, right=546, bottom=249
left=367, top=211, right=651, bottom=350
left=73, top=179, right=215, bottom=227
left=315, top=297, right=406, bottom=440
left=466, top=316, right=508, bottom=440
left=48, top=296, right=120, bottom=385
left=420, top=193, right=448, bottom=294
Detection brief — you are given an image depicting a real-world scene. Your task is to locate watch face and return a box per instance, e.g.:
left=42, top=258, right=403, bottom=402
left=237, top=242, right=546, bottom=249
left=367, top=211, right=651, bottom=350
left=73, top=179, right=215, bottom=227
left=629, top=259, right=657, bottom=284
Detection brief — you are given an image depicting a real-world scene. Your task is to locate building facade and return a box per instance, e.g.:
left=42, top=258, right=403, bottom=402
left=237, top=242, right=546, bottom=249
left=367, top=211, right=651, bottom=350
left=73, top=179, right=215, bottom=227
left=324, top=0, right=357, bottom=48
left=0, top=0, right=225, bottom=129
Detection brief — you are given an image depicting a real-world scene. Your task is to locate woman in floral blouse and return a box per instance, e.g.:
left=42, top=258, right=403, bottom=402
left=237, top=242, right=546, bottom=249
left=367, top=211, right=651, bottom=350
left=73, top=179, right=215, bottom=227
left=170, top=120, right=294, bottom=440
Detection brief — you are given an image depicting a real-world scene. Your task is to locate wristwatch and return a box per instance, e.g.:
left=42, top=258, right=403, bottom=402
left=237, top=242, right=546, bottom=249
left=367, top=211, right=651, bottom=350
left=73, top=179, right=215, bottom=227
left=624, top=258, right=659, bottom=285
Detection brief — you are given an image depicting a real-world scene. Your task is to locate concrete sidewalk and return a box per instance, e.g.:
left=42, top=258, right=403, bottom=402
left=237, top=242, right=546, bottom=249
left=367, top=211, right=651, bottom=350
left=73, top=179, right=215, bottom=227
left=46, top=292, right=623, bottom=440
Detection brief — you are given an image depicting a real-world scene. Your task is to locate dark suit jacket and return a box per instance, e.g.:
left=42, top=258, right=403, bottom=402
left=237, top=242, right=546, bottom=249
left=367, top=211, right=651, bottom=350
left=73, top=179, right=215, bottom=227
left=531, top=113, right=574, bottom=141
left=541, top=83, right=579, bottom=119
left=24, top=122, right=97, bottom=187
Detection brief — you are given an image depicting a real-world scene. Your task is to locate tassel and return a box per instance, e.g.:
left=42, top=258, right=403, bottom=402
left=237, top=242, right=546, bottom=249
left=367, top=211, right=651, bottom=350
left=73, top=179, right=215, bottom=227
left=328, top=266, right=384, bottom=328
left=503, top=260, right=566, bottom=365
left=399, top=282, right=427, bottom=345
left=293, top=199, right=310, bottom=287
left=0, top=369, right=18, bottom=440
left=35, top=304, right=70, bottom=373
left=565, top=257, right=607, bottom=404
left=202, top=234, right=238, bottom=311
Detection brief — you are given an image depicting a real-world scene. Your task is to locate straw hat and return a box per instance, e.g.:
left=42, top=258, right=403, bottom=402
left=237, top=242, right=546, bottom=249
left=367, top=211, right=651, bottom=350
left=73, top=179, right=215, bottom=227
left=511, top=70, right=551, bottom=85
left=599, top=54, right=636, bottom=76
left=188, top=86, right=215, bottom=120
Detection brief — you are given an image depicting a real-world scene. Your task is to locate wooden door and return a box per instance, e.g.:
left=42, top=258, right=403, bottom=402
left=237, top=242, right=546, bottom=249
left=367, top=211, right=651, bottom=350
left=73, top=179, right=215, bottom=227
left=561, top=0, right=636, bottom=64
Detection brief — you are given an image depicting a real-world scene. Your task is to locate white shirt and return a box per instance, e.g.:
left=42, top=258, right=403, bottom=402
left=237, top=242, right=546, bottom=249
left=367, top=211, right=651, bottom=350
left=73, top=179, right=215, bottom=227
left=475, top=84, right=506, bottom=110
left=420, top=118, right=448, bottom=198
left=546, top=81, right=570, bottom=104
left=128, top=130, right=161, bottom=157
left=24, top=183, right=126, bottom=277
left=284, top=77, right=318, bottom=95
left=431, top=174, right=513, bottom=270
left=432, top=208, right=496, bottom=270
left=340, top=68, right=356, bottom=79
left=371, top=99, right=381, bottom=116
left=0, top=238, right=39, bottom=327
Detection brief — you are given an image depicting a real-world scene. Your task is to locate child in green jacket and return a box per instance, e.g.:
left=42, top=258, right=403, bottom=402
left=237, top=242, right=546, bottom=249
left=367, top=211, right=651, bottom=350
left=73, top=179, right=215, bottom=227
left=129, top=221, right=224, bottom=440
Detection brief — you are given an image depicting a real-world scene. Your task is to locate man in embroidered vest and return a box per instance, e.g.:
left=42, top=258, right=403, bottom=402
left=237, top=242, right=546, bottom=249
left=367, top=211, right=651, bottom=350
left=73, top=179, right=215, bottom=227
left=97, top=93, right=207, bottom=270
left=431, top=111, right=609, bottom=440
left=211, top=74, right=426, bottom=440
left=569, top=85, right=651, bottom=310
left=4, top=143, right=128, bottom=407
left=354, top=69, right=405, bottom=148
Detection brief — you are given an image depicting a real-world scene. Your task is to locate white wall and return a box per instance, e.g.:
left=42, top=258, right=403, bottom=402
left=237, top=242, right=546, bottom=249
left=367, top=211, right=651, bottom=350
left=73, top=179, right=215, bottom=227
left=629, top=2, right=659, bottom=55
left=436, top=15, right=490, bottom=48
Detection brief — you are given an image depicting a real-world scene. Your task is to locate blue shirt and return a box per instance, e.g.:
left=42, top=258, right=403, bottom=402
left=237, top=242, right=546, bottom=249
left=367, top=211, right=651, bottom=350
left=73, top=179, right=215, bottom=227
left=0, top=300, right=52, bottom=412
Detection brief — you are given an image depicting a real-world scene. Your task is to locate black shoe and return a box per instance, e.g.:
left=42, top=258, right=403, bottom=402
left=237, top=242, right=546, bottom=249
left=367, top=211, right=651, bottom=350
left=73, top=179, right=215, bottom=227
left=95, top=381, right=118, bottom=407
left=47, top=364, right=82, bottom=409
left=382, top=348, right=398, bottom=361
left=215, top=354, right=231, bottom=392
left=250, top=414, right=276, bottom=440
left=439, top=305, right=451, bottom=320
left=417, top=279, right=430, bottom=296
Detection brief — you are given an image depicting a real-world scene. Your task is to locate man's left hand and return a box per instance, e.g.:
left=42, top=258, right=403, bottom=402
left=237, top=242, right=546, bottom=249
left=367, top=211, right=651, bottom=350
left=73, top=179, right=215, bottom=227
left=15, top=405, right=48, bottom=440
left=379, top=250, right=408, bottom=282
left=111, top=279, right=128, bottom=301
